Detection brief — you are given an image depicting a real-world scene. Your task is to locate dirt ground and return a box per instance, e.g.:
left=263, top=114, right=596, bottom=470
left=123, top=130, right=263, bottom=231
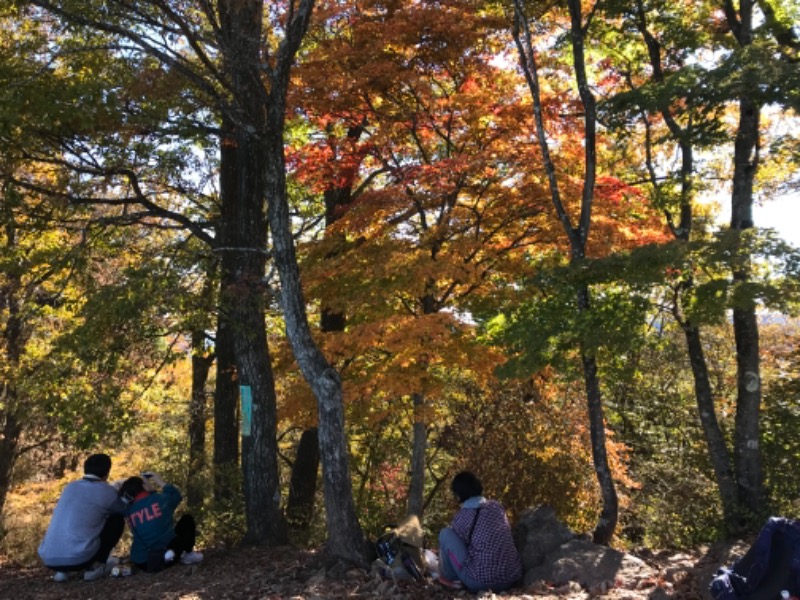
left=0, top=542, right=735, bottom=600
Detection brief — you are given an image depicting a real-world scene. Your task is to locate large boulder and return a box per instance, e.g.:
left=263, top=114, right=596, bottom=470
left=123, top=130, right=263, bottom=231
left=523, top=538, right=658, bottom=590
left=512, top=505, right=577, bottom=570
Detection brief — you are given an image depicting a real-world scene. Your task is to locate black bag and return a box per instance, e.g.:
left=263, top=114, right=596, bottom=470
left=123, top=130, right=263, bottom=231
left=374, top=515, right=426, bottom=581
left=146, top=547, right=169, bottom=573
left=709, top=517, right=800, bottom=600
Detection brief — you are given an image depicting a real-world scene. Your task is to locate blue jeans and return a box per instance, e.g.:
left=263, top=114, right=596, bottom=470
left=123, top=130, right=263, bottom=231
left=439, top=527, right=495, bottom=592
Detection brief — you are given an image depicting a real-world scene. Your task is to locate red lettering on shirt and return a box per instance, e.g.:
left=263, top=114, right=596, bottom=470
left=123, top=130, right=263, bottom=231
left=128, top=502, right=162, bottom=527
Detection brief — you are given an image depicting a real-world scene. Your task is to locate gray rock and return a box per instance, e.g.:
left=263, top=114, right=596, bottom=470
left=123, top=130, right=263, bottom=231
left=523, top=538, right=657, bottom=590
left=512, top=505, right=577, bottom=570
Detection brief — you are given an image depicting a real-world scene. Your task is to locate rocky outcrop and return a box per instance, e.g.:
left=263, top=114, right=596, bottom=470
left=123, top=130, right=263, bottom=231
left=513, top=506, right=659, bottom=593
left=513, top=505, right=577, bottom=571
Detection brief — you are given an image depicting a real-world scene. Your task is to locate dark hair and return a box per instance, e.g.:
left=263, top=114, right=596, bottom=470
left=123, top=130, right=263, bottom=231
left=451, top=471, right=483, bottom=503
left=83, top=454, right=112, bottom=479
left=119, top=476, right=146, bottom=504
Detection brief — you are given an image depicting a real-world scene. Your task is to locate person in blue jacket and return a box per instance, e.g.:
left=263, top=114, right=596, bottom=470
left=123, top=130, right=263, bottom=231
left=118, top=473, right=203, bottom=570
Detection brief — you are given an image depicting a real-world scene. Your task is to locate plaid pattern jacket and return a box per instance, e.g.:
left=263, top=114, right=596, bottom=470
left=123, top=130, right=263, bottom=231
left=451, top=498, right=522, bottom=588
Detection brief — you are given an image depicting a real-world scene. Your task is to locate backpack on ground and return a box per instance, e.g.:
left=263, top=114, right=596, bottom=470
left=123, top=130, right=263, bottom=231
left=710, top=517, right=800, bottom=600
left=374, top=514, right=426, bottom=581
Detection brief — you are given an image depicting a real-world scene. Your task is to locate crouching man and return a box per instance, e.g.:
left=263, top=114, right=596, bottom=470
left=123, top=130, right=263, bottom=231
left=38, top=453, right=126, bottom=582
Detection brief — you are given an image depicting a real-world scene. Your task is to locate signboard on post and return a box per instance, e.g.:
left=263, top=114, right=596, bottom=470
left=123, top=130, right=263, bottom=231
left=240, top=385, right=252, bottom=437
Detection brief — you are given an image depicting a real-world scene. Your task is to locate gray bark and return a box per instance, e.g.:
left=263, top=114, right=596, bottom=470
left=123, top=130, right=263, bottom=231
left=725, top=0, right=765, bottom=524
left=261, top=0, right=367, bottom=563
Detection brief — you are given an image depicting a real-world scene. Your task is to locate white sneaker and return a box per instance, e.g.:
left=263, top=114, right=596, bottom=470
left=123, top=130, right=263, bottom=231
left=83, top=562, right=108, bottom=581
left=180, top=551, right=203, bottom=565
left=53, top=571, right=69, bottom=582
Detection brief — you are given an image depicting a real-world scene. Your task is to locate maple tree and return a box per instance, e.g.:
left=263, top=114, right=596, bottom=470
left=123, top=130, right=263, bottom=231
left=289, top=0, right=562, bottom=521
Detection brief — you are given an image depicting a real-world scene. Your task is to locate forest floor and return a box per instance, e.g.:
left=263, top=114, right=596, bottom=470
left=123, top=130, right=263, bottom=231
left=0, top=540, right=739, bottom=600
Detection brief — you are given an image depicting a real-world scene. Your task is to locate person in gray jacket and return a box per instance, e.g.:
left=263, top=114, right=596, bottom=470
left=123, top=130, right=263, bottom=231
left=38, top=453, right=127, bottom=582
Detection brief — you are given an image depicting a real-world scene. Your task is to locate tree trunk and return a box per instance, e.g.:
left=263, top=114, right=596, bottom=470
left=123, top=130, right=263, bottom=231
left=513, top=0, right=620, bottom=543
left=0, top=210, right=24, bottom=526
left=213, top=117, right=241, bottom=503
left=632, top=0, right=746, bottom=531
left=286, top=427, right=320, bottom=534
left=577, top=286, right=619, bottom=545
left=0, top=412, right=21, bottom=527
left=267, top=146, right=366, bottom=561
left=263, top=33, right=366, bottom=560
left=217, top=0, right=288, bottom=545
left=405, top=291, right=437, bottom=518
left=212, top=307, right=240, bottom=501
left=726, top=0, right=765, bottom=525
left=188, top=329, right=214, bottom=512
left=683, top=324, right=740, bottom=528
left=406, top=392, right=426, bottom=517
left=266, top=125, right=366, bottom=563
left=284, top=157, right=359, bottom=535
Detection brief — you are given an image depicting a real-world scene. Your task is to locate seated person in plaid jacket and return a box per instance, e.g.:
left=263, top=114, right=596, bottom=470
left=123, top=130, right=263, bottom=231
left=438, top=471, right=522, bottom=592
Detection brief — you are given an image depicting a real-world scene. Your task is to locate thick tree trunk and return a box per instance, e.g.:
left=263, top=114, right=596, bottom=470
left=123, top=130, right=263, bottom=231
left=286, top=427, right=320, bottom=533
left=733, top=305, right=763, bottom=519
left=234, top=290, right=286, bottom=544
left=212, top=308, right=240, bottom=500
left=216, top=0, right=288, bottom=545
left=188, top=329, right=214, bottom=512
left=213, top=118, right=241, bottom=502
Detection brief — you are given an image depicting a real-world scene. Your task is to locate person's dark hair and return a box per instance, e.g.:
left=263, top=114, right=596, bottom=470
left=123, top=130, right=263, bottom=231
left=83, top=453, right=112, bottom=479
left=119, top=476, right=146, bottom=504
left=451, top=471, right=483, bottom=503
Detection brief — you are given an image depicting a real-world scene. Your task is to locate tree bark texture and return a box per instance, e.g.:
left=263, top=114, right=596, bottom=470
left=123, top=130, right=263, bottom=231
left=188, top=329, right=214, bottom=512
left=284, top=152, right=359, bottom=535
left=217, top=0, right=287, bottom=545
left=286, top=427, right=320, bottom=533
left=212, top=307, right=240, bottom=501
left=683, top=324, right=740, bottom=528
left=267, top=137, right=367, bottom=561
left=726, top=0, right=765, bottom=524
left=263, top=0, right=367, bottom=562
left=406, top=392, right=427, bottom=517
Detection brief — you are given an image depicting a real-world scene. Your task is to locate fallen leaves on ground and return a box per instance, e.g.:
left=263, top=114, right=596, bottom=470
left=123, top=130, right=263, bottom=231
left=0, top=542, right=731, bottom=600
